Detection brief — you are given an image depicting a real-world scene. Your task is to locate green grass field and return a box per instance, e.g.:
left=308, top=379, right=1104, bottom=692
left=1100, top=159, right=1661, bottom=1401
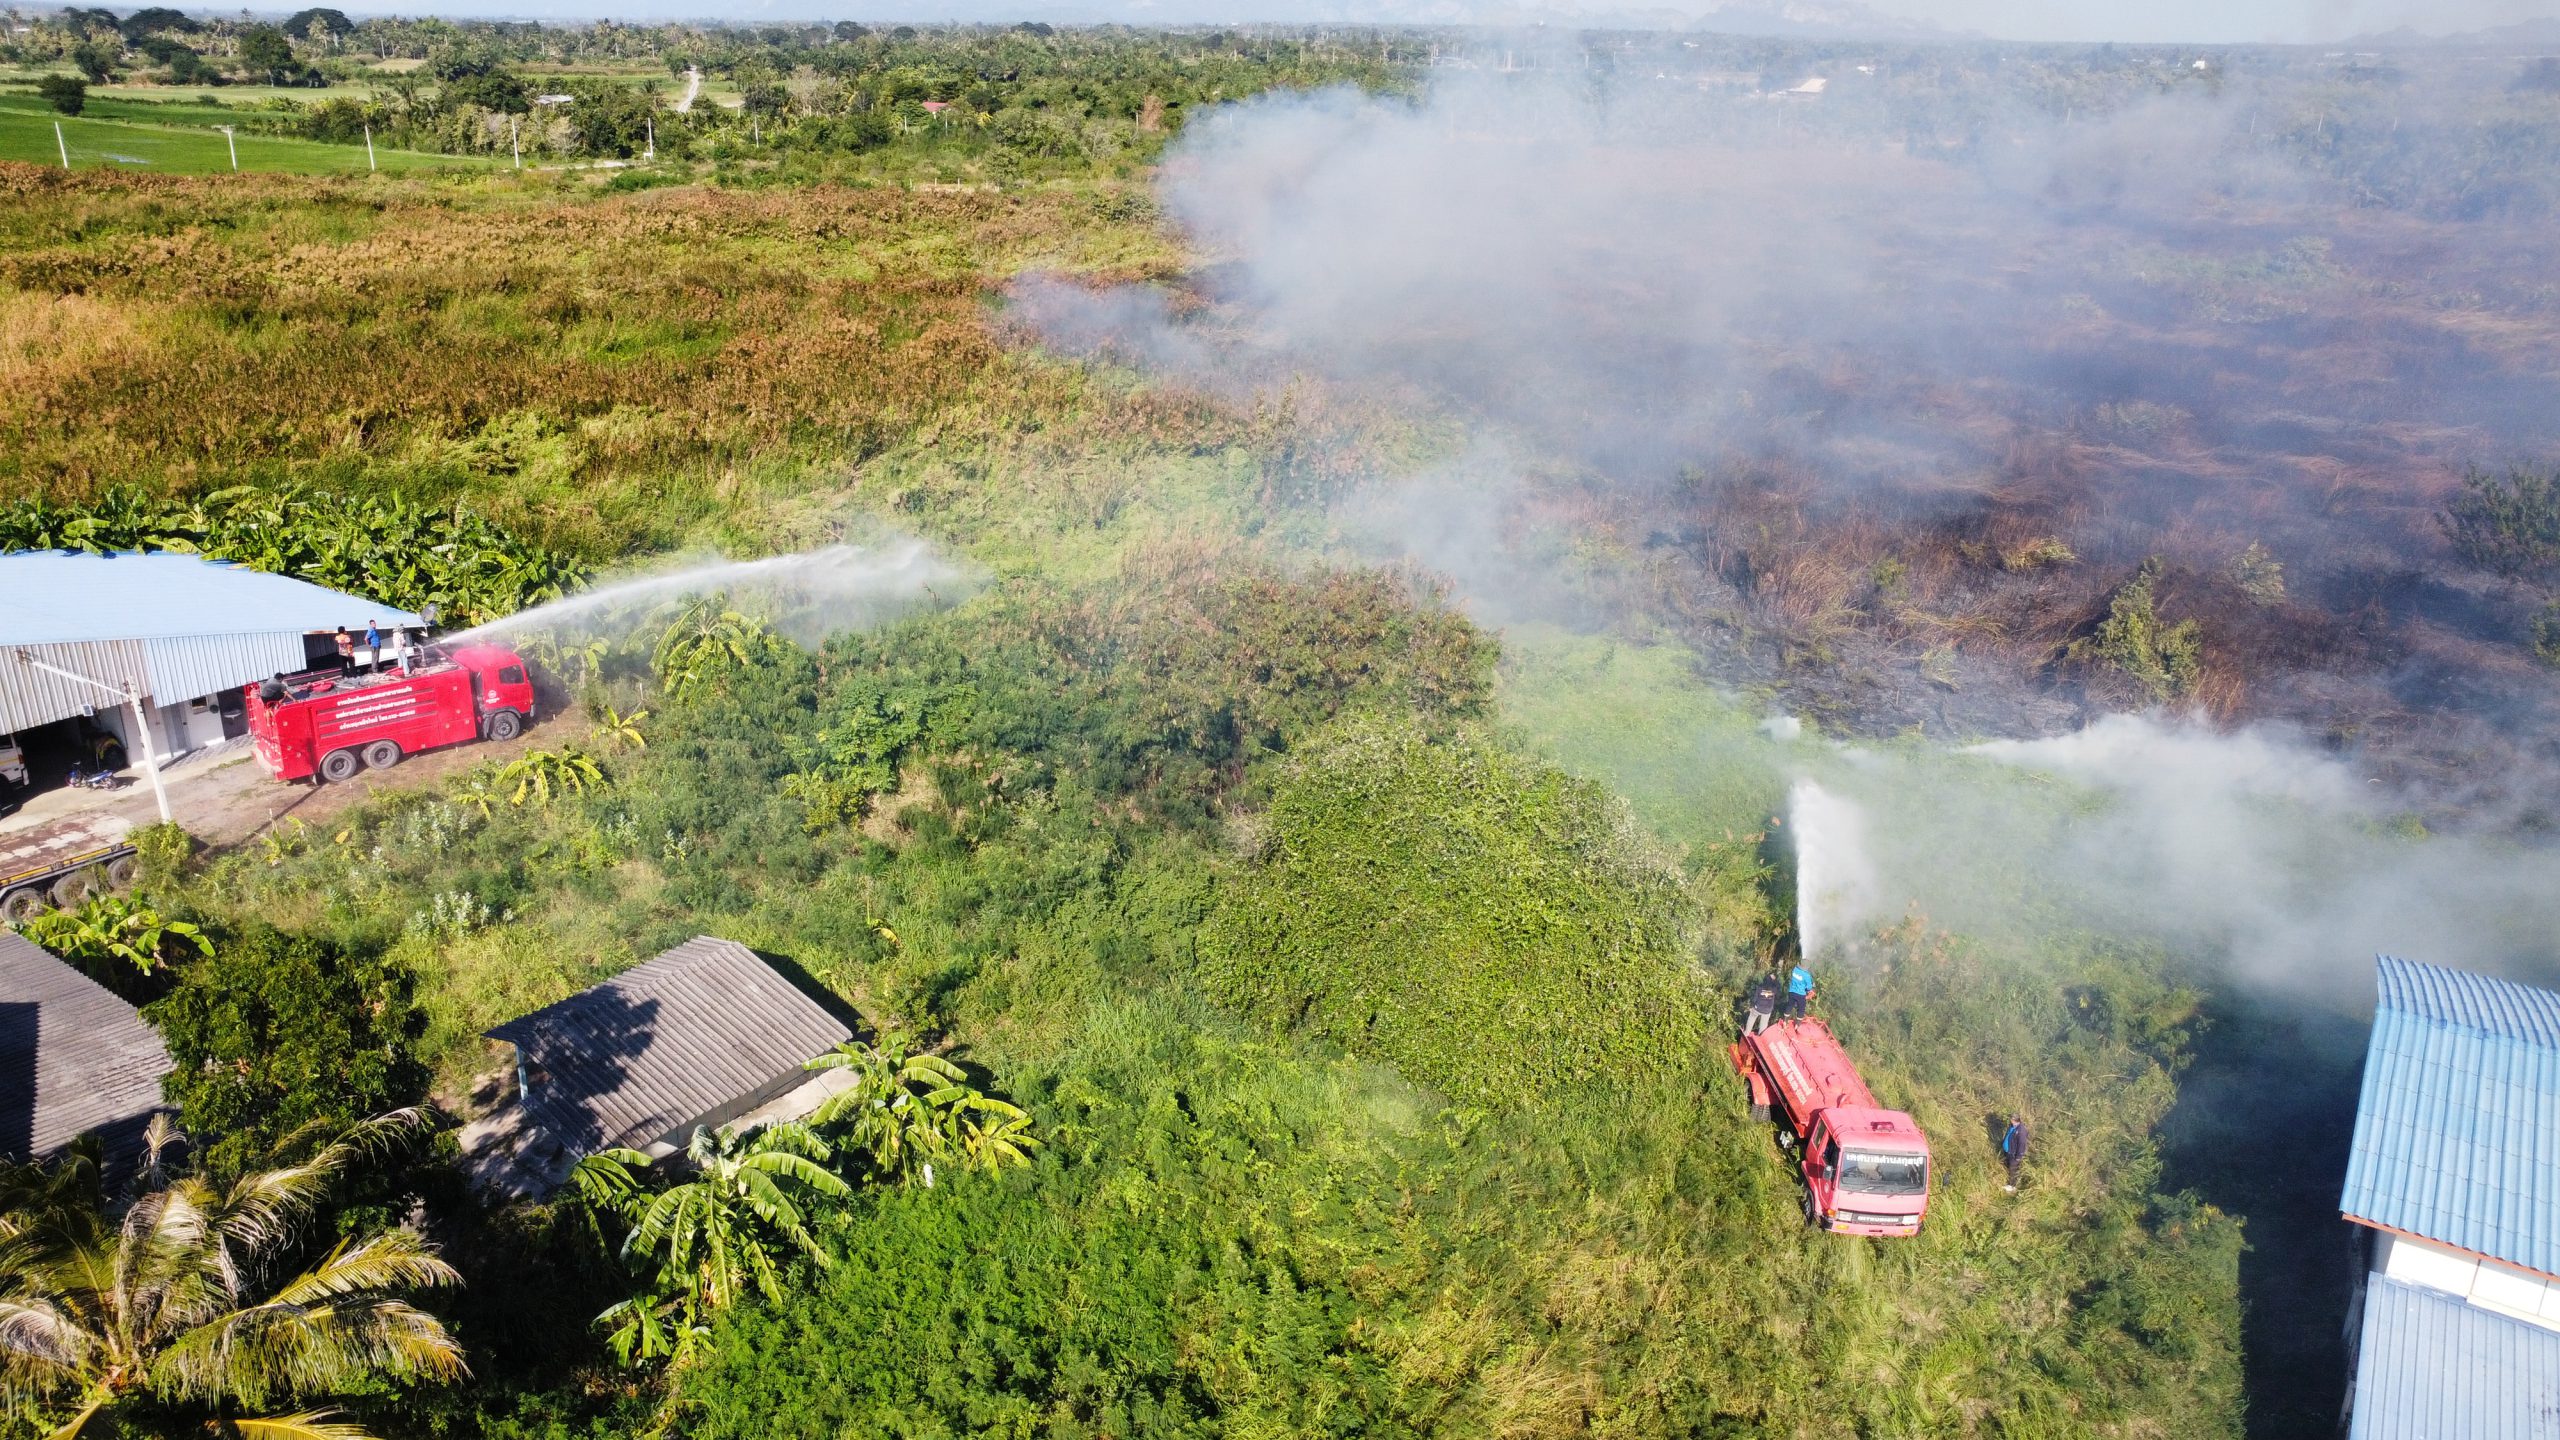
left=0, top=97, right=491, bottom=174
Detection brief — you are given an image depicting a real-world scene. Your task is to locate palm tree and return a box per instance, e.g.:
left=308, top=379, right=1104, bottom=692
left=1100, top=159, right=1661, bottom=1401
left=571, top=1122, right=850, bottom=1366
left=0, top=1113, right=466, bottom=1438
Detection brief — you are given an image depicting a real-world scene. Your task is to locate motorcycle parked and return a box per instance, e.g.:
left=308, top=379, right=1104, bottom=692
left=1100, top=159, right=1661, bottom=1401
left=63, top=764, right=126, bottom=792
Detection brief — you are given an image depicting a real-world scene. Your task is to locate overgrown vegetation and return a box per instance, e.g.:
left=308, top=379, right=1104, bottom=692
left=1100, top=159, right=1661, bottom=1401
left=145, top=922, right=429, bottom=1181
left=48, top=564, right=2236, bottom=1439
left=2072, top=558, right=2204, bottom=704
left=0, top=484, right=583, bottom=624
left=1203, top=712, right=1708, bottom=1107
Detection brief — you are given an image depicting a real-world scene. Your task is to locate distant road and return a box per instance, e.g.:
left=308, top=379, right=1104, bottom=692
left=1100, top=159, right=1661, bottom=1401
left=676, top=66, right=702, bottom=114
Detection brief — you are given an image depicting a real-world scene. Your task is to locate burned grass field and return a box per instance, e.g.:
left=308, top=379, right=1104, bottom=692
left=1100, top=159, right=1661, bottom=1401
left=1035, top=75, right=2560, bottom=818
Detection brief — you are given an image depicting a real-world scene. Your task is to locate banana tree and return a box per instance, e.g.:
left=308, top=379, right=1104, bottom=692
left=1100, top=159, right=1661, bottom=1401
left=20, top=894, right=212, bottom=974
left=806, top=1034, right=1041, bottom=1186
left=496, top=748, right=606, bottom=808
left=570, top=1122, right=851, bottom=1367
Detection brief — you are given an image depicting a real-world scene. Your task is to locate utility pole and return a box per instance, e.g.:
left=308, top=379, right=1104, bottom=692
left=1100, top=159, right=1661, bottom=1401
left=644, top=115, right=654, bottom=161
left=364, top=122, right=376, bottom=171
left=54, top=120, right=68, bottom=169
left=10, top=651, right=171, bottom=824
left=220, top=125, right=237, bottom=170
left=511, top=115, right=520, bottom=169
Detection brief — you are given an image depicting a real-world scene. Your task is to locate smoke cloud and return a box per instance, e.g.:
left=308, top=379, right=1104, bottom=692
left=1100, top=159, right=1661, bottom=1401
left=1797, top=713, right=2560, bottom=1006
left=1015, top=62, right=2560, bottom=1000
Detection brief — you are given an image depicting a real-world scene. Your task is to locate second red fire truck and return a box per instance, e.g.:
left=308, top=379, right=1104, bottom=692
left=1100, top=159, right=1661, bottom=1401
left=1731, top=1014, right=1933, bottom=1236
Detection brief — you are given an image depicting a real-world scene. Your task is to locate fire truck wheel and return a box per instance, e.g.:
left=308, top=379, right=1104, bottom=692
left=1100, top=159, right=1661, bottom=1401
left=483, top=710, right=523, bottom=742
left=0, top=887, right=44, bottom=924
left=1801, top=1191, right=1821, bottom=1229
left=319, top=748, right=363, bottom=783
left=1751, top=1103, right=1770, bottom=1124
left=362, top=740, right=403, bottom=771
left=105, top=856, right=139, bottom=890
left=51, top=872, right=96, bottom=909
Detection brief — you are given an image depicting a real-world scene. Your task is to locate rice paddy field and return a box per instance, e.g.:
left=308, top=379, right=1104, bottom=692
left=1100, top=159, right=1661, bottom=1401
left=0, top=92, right=491, bottom=174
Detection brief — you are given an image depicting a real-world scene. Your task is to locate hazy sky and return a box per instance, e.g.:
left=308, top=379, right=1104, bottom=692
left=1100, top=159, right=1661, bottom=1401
left=334, top=0, right=2557, bottom=46
left=1873, top=0, right=2557, bottom=43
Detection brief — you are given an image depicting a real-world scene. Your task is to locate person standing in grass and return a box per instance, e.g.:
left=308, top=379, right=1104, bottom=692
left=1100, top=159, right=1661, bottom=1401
left=2001, top=1114, right=2032, bottom=1193
left=1778, top=962, right=1814, bottom=1021
left=1743, top=972, right=1780, bottom=1035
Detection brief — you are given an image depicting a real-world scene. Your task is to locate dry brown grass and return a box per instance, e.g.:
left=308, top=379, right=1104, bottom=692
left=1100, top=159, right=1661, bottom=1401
left=0, top=164, right=1215, bottom=554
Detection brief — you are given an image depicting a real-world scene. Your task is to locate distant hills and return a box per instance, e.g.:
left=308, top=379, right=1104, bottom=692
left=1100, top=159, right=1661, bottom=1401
left=2344, top=17, right=2560, bottom=48
left=1504, top=0, right=1958, bottom=40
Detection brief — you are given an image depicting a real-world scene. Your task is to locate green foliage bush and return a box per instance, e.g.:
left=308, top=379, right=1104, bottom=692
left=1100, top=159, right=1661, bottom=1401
left=1201, top=713, right=1706, bottom=1108
left=0, top=484, right=586, bottom=627
left=2444, top=463, right=2560, bottom=583
left=36, top=74, right=87, bottom=115
left=2437, top=468, right=2560, bottom=586
left=129, top=821, right=197, bottom=891
left=145, top=921, right=427, bottom=1179
left=2072, top=558, right=2202, bottom=703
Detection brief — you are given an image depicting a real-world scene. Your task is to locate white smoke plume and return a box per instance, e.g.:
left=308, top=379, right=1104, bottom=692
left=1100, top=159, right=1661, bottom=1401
left=1807, top=714, right=2560, bottom=1007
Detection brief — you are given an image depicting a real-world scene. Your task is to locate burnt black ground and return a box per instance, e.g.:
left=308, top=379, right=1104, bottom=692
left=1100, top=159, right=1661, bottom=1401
left=2159, top=995, right=2372, bottom=1440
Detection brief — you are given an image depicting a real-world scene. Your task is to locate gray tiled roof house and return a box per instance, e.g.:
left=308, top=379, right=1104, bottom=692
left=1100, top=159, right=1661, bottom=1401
left=461, top=936, right=854, bottom=1196
left=0, top=931, right=172, bottom=1169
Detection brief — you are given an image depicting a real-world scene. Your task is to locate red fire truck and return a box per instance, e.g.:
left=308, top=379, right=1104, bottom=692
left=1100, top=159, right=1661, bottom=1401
left=1731, top=1017, right=1932, bottom=1236
left=245, top=645, right=536, bottom=784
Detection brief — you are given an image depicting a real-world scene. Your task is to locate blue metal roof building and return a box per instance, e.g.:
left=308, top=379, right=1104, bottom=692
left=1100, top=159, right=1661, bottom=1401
left=2343, top=956, right=2560, bottom=1439
left=2351, top=1277, right=2560, bottom=1440
left=2341, top=955, right=2560, bottom=1278
left=0, top=552, right=417, bottom=735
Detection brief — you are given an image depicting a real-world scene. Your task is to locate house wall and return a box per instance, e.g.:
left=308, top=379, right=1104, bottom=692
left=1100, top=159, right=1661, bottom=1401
left=2374, top=1231, right=2560, bottom=1333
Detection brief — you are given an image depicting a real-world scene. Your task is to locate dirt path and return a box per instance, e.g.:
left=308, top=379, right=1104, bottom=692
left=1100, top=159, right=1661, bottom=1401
left=676, top=66, right=702, bottom=114
left=0, top=709, right=581, bottom=861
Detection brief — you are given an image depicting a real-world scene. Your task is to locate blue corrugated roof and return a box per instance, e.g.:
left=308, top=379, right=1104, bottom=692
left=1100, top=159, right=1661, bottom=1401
left=2341, top=956, right=2560, bottom=1277
left=0, top=551, right=417, bottom=645
left=2348, top=1276, right=2560, bottom=1440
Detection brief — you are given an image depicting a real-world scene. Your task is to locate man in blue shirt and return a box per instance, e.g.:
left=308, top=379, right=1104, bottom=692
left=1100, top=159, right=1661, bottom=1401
left=2001, top=1114, right=2032, bottom=1193
left=1778, top=963, right=1814, bottom=1021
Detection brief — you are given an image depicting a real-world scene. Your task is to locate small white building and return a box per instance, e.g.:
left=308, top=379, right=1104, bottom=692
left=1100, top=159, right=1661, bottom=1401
left=0, top=551, right=417, bottom=776
left=2339, top=956, right=2560, bottom=1437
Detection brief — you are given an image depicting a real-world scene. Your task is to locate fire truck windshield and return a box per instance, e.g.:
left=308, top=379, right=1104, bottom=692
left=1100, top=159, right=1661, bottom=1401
left=1839, top=1149, right=1929, bottom=1196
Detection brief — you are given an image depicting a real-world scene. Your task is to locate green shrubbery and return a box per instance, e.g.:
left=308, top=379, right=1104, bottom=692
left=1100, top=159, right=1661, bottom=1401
left=2445, top=464, right=2560, bottom=582
left=1202, top=713, right=1708, bottom=1108
left=2072, top=558, right=2203, bottom=703
left=145, top=921, right=428, bottom=1180
left=132, top=560, right=2246, bottom=1438
left=0, top=484, right=586, bottom=626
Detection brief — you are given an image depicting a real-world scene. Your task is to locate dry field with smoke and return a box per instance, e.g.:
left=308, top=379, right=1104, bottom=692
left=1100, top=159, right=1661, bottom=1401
left=1021, top=86, right=2560, bottom=814
left=1564, top=201, right=2560, bottom=803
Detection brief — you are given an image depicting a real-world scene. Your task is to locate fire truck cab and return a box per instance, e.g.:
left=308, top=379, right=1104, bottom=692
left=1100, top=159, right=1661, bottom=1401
left=246, top=644, right=536, bottom=784
left=1732, top=1016, right=1932, bottom=1237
